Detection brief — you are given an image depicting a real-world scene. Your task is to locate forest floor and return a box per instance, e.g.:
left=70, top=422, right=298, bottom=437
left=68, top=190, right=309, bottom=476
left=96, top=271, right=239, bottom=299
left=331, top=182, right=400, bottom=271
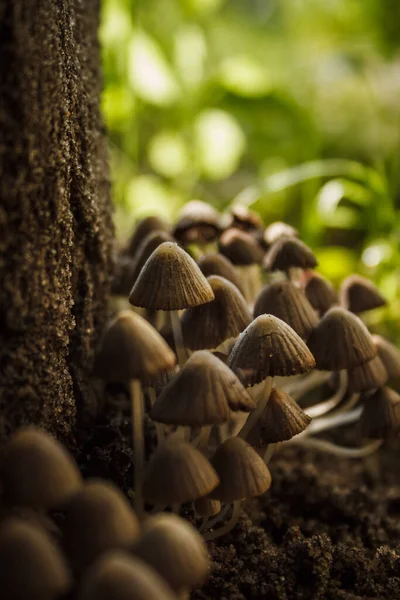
left=72, top=388, right=400, bottom=600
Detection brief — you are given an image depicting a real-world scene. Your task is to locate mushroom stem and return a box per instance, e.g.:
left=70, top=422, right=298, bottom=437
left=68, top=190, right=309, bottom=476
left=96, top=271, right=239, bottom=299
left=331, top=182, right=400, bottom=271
left=204, top=500, right=242, bottom=540
left=147, top=387, right=165, bottom=445
left=201, top=503, right=230, bottom=531
left=263, top=443, right=277, bottom=465
left=290, top=437, right=382, bottom=458
left=130, top=379, right=145, bottom=519
left=170, top=310, right=187, bottom=367
left=284, top=370, right=330, bottom=401
left=192, top=425, right=213, bottom=453
left=302, top=406, right=363, bottom=437
left=238, top=377, right=273, bottom=440
left=306, top=370, right=348, bottom=418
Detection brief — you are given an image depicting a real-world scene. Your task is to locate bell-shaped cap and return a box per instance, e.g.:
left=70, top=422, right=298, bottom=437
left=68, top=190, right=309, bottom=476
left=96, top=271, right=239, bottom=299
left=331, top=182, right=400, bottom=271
left=253, top=281, right=318, bottom=340
left=78, top=552, right=176, bottom=600
left=229, top=204, right=263, bottom=231
left=218, top=228, right=264, bottom=266
left=62, top=480, right=140, bottom=576
left=0, top=518, right=71, bottom=600
left=263, top=221, right=298, bottom=247
left=228, top=314, right=316, bottom=386
left=209, top=437, right=272, bottom=502
left=93, top=311, right=176, bottom=383
left=339, top=275, right=386, bottom=314
left=142, top=438, right=219, bottom=505
left=0, top=427, right=82, bottom=511
left=246, top=387, right=311, bottom=446
left=182, top=276, right=252, bottom=351
left=303, top=272, right=338, bottom=316
left=263, top=236, right=317, bottom=272
left=129, top=242, right=214, bottom=310
left=360, top=386, right=400, bottom=439
left=133, top=514, right=210, bottom=594
left=151, top=351, right=255, bottom=426
left=173, top=200, right=221, bottom=245
left=198, top=253, right=244, bottom=294
left=307, top=307, right=377, bottom=371
left=348, top=356, right=388, bottom=393
left=130, top=230, right=175, bottom=283
left=126, top=216, right=170, bottom=257
left=372, top=335, right=400, bottom=379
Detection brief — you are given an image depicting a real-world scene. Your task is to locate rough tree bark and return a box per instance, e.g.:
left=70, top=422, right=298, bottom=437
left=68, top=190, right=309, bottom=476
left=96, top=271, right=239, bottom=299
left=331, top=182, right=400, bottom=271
left=0, top=0, right=114, bottom=441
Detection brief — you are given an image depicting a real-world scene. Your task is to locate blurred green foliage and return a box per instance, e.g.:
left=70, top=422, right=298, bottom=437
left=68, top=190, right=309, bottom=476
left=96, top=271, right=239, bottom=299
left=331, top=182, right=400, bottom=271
left=100, top=0, right=400, bottom=340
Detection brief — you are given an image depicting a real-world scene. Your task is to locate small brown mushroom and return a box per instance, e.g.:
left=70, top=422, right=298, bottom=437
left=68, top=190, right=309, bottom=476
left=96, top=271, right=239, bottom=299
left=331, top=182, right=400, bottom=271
left=126, top=216, right=170, bottom=257
left=359, top=386, right=400, bottom=439
left=303, top=271, right=338, bottom=316
left=198, top=253, right=244, bottom=294
left=263, top=235, right=317, bottom=281
left=339, top=274, right=386, bottom=314
left=372, top=334, right=400, bottom=379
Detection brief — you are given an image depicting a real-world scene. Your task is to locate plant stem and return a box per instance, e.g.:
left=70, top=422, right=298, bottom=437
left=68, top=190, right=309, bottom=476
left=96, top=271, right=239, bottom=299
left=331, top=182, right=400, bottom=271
left=300, top=406, right=363, bottom=437
left=204, top=500, right=242, bottom=540
left=306, top=370, right=348, bottom=418
left=284, top=370, right=330, bottom=400
left=263, top=443, right=277, bottom=464
left=290, top=437, right=382, bottom=458
left=130, top=379, right=144, bottom=519
left=170, top=310, right=187, bottom=367
left=147, top=387, right=165, bottom=444
left=238, top=377, right=273, bottom=439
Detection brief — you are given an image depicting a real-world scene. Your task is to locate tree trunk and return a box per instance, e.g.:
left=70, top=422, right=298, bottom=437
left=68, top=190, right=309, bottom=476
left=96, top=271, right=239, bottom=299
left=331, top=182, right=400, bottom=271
left=0, top=0, right=114, bottom=441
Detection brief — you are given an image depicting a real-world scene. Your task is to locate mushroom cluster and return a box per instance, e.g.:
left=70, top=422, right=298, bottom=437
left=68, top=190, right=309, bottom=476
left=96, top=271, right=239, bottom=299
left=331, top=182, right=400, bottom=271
left=0, top=428, right=209, bottom=600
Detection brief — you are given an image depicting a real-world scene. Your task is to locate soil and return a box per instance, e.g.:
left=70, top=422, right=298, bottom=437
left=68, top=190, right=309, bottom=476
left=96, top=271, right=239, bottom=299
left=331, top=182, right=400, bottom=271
left=72, top=388, right=400, bottom=600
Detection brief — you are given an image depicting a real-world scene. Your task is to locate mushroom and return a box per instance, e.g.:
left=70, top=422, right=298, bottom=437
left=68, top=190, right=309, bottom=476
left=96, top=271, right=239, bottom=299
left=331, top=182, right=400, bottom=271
left=173, top=200, right=222, bottom=249
left=218, top=228, right=264, bottom=303
left=133, top=513, right=210, bottom=600
left=263, top=221, right=298, bottom=248
left=93, top=310, right=176, bottom=516
left=228, top=204, right=264, bottom=232
left=78, top=551, right=176, bottom=600
left=339, top=274, right=386, bottom=314
left=181, top=275, right=252, bottom=354
left=253, top=280, right=318, bottom=341
left=263, top=235, right=318, bottom=282
left=61, top=479, right=140, bottom=577
left=371, top=334, right=400, bottom=379
left=142, top=437, right=219, bottom=513
left=302, top=271, right=338, bottom=316
left=129, top=242, right=215, bottom=366
left=227, top=314, right=315, bottom=440
left=359, top=386, right=400, bottom=440
left=206, top=437, right=272, bottom=539
left=0, top=518, right=71, bottom=600
left=151, top=350, right=255, bottom=448
left=198, top=253, right=245, bottom=295
left=125, top=215, right=171, bottom=257
left=0, top=427, right=82, bottom=511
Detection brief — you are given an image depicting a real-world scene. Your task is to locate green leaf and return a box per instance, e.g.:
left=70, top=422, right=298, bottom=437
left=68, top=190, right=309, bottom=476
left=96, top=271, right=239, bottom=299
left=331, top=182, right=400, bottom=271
left=218, top=55, right=271, bottom=97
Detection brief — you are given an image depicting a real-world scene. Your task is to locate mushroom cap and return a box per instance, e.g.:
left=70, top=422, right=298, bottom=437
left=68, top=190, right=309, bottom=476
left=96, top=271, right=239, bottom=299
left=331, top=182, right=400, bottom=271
left=303, top=272, right=338, bottom=316
left=134, top=513, right=210, bottom=593
left=229, top=204, right=263, bottom=231
left=228, top=314, right=316, bottom=386
left=0, top=518, right=71, bottom=600
left=194, top=497, right=221, bottom=517
left=209, top=437, right=272, bottom=502
left=129, top=242, right=214, bottom=310
left=126, top=216, right=170, bottom=257
left=253, top=281, right=318, bottom=340
left=218, top=228, right=264, bottom=266
left=359, top=386, right=400, bottom=439
left=263, top=221, right=298, bottom=246
left=348, top=356, right=388, bottom=393
left=263, top=236, right=318, bottom=272
left=0, top=427, right=82, bottom=511
left=78, top=552, right=176, bottom=600
left=181, top=276, right=252, bottom=351
left=130, top=230, right=175, bottom=283
left=339, top=274, right=386, bottom=314
left=246, top=387, right=312, bottom=446
left=93, top=311, right=176, bottom=382
left=372, top=335, right=400, bottom=379
left=151, top=350, right=255, bottom=426
left=173, top=201, right=221, bottom=245
left=307, top=307, right=377, bottom=371
left=142, top=438, right=219, bottom=505
left=62, top=480, right=140, bottom=576
left=198, top=253, right=244, bottom=294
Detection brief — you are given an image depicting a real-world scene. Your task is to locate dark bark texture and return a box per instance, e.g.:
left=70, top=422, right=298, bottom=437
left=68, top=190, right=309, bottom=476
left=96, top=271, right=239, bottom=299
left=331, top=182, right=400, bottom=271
left=0, top=0, right=114, bottom=440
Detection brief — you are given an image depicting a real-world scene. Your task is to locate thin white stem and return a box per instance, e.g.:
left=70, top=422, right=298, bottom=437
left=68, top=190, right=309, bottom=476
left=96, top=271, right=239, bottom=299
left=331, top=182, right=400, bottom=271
left=306, top=370, right=348, bottom=418
left=263, top=443, right=277, bottom=465
left=204, top=500, right=242, bottom=540
left=199, top=516, right=210, bottom=532
left=192, top=425, right=213, bottom=452
left=290, top=437, right=382, bottom=458
left=238, top=378, right=273, bottom=439
left=284, top=371, right=330, bottom=401
left=202, top=503, right=230, bottom=530
left=170, top=310, right=187, bottom=367
left=147, top=387, right=165, bottom=444
left=300, top=406, right=363, bottom=438
left=131, top=379, right=144, bottom=519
